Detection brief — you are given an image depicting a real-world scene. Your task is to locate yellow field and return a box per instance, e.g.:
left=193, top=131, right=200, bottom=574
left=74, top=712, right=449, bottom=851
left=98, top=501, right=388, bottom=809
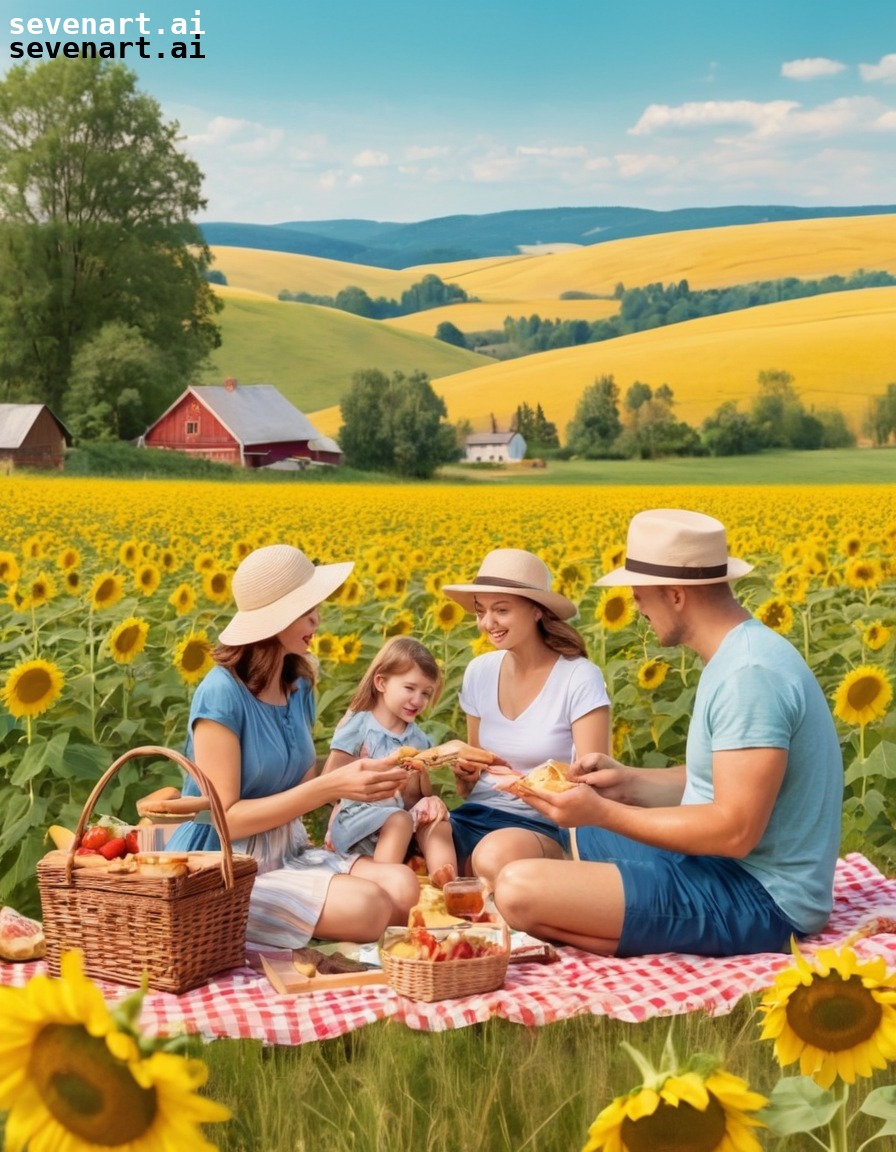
left=308, top=286, right=896, bottom=437
left=213, top=215, right=896, bottom=304
left=382, top=297, right=620, bottom=337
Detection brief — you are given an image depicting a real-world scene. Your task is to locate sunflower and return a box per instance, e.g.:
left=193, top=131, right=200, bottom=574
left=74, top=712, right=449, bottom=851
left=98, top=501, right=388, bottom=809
left=118, top=538, right=140, bottom=567
left=22, top=534, right=45, bottom=559
left=755, top=596, right=794, bottom=635
left=374, top=572, right=400, bottom=599
left=332, top=575, right=363, bottom=606
left=773, top=568, right=809, bottom=604
left=595, top=588, right=636, bottom=631
left=193, top=551, right=217, bottom=573
left=134, top=562, right=162, bottom=597
left=339, top=634, right=363, bottom=664
left=0, top=550, right=21, bottom=584
left=311, top=632, right=342, bottom=661
left=173, top=631, right=214, bottom=686
left=384, top=610, right=415, bottom=637
left=840, top=533, right=863, bottom=559
left=470, top=631, right=494, bottom=656
left=108, top=617, right=150, bottom=665
left=158, top=547, right=180, bottom=573
left=202, top=568, right=231, bottom=605
left=435, top=600, right=466, bottom=632
left=89, top=571, right=125, bottom=612
left=29, top=570, right=57, bottom=607
left=832, top=665, right=893, bottom=727
left=583, top=1057, right=766, bottom=1152
left=424, top=573, right=446, bottom=598
left=0, top=950, right=229, bottom=1152
left=845, top=557, right=883, bottom=591
left=612, top=720, right=632, bottom=759
left=758, top=940, right=896, bottom=1089
left=231, top=538, right=253, bottom=565
left=63, top=569, right=81, bottom=594
left=2, top=658, right=64, bottom=719
left=6, top=584, right=32, bottom=612
left=862, top=621, right=892, bottom=652
left=168, top=582, right=197, bottom=616
left=637, top=659, right=669, bottom=691
left=56, top=546, right=80, bottom=571
left=601, top=542, right=626, bottom=574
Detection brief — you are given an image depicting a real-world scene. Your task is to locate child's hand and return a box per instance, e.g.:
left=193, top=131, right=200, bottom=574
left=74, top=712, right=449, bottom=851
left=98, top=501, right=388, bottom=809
left=408, top=795, right=449, bottom=829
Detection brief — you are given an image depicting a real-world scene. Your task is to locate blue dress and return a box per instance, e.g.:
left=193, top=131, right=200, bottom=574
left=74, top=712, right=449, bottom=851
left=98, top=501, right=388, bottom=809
left=169, top=665, right=356, bottom=948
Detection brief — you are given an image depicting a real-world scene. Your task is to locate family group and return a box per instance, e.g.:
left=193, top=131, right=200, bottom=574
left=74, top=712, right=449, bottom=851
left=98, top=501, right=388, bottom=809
left=169, top=508, right=843, bottom=959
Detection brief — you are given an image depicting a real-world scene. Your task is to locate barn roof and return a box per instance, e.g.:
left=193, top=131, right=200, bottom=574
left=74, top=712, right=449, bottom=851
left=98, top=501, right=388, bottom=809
left=190, top=385, right=322, bottom=445
left=465, top=431, right=521, bottom=446
left=0, top=404, right=71, bottom=448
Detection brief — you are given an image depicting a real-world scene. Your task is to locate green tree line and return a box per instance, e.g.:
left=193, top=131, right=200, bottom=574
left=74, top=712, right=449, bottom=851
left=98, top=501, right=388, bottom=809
left=278, top=274, right=472, bottom=319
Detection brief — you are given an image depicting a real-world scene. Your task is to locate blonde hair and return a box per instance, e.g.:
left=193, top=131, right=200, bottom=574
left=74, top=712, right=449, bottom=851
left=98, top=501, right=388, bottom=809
left=347, top=636, right=443, bottom=713
left=213, top=637, right=317, bottom=697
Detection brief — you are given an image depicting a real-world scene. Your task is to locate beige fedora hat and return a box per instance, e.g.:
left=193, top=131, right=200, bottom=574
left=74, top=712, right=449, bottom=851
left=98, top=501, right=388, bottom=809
left=597, top=509, right=753, bottom=587
left=218, top=545, right=353, bottom=645
left=442, top=548, right=578, bottom=620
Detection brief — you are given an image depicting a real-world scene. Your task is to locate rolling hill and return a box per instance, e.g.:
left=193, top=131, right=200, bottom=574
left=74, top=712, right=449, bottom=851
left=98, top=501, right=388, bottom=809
left=308, top=287, right=896, bottom=438
left=205, top=288, right=489, bottom=412
left=201, top=203, right=896, bottom=269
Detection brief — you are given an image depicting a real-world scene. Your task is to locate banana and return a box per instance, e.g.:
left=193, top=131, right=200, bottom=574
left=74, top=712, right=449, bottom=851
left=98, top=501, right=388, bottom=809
left=47, top=824, right=76, bottom=851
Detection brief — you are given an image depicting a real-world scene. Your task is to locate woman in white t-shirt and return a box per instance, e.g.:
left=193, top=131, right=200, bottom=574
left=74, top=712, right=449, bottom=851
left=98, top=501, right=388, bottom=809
left=441, top=549, right=610, bottom=882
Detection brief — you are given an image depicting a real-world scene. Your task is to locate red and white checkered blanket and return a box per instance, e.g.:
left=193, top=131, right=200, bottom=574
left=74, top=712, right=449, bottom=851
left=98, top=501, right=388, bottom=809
left=3, top=854, right=895, bottom=1045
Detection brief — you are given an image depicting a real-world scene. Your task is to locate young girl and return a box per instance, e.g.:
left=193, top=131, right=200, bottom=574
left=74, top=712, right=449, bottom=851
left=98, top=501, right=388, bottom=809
left=323, top=637, right=458, bottom=887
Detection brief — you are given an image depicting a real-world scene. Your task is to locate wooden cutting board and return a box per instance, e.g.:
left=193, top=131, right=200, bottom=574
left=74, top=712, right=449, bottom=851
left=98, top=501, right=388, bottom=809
left=260, top=954, right=388, bottom=995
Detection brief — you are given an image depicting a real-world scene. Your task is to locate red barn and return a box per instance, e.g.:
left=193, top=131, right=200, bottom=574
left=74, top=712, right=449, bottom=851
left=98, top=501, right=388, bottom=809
left=141, top=381, right=342, bottom=468
left=0, top=404, right=71, bottom=470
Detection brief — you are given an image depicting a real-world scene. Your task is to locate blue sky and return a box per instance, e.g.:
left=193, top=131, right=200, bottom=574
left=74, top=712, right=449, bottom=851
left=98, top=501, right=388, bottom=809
left=4, top=1, right=896, bottom=223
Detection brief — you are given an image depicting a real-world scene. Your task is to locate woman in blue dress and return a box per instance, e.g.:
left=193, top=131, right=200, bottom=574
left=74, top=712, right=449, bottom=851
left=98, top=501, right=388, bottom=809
left=168, top=544, right=419, bottom=948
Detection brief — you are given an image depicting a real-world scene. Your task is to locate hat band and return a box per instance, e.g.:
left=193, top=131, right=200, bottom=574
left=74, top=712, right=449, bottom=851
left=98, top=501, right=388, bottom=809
left=625, top=557, right=729, bottom=580
left=473, top=575, right=544, bottom=592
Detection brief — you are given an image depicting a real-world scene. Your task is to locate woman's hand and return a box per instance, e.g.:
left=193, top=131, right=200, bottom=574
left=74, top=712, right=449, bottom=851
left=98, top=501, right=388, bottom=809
left=568, top=753, right=634, bottom=802
left=326, top=754, right=411, bottom=804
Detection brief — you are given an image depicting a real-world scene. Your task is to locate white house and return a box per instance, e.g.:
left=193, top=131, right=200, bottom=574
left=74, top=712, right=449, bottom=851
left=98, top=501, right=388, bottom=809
left=463, top=431, right=527, bottom=463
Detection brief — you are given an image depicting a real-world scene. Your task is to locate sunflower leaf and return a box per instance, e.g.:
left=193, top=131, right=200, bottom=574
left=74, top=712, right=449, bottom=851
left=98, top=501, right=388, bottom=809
left=844, top=740, right=896, bottom=785
left=9, top=732, right=70, bottom=786
left=758, top=1076, right=841, bottom=1134
left=860, top=1085, right=896, bottom=1132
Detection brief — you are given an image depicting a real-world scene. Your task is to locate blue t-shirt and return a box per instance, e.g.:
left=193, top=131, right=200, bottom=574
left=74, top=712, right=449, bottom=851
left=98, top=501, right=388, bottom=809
left=329, top=709, right=432, bottom=761
left=170, top=665, right=317, bottom=851
left=683, top=618, right=842, bottom=933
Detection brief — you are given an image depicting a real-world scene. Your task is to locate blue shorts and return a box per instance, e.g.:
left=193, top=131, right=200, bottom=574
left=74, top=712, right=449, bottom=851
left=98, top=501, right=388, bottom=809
left=450, top=802, right=569, bottom=871
left=573, top=826, right=798, bottom=957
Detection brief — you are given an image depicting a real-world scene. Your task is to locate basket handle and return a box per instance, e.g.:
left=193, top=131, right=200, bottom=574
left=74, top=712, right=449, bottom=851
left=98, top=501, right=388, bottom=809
left=64, top=745, right=237, bottom=889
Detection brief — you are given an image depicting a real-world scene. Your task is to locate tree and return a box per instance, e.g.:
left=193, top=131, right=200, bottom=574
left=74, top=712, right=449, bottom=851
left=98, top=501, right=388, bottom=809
left=864, top=384, right=896, bottom=446
left=700, top=401, right=764, bottom=456
left=338, top=369, right=459, bottom=479
left=617, top=382, right=702, bottom=459
left=434, top=321, right=468, bottom=348
left=0, top=59, right=221, bottom=428
left=565, top=375, right=623, bottom=458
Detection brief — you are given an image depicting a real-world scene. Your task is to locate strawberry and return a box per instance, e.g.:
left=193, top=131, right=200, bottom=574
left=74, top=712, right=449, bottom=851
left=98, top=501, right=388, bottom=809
left=99, top=836, right=127, bottom=860
left=76, top=846, right=100, bottom=856
left=81, top=825, right=112, bottom=851
left=125, top=828, right=140, bottom=855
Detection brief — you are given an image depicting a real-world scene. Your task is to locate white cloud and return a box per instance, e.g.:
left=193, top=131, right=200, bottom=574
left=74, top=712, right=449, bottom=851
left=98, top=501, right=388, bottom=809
left=874, top=109, right=896, bottom=130
left=614, top=153, right=678, bottom=178
left=352, top=148, right=390, bottom=168
left=781, top=57, right=846, bottom=81
left=187, top=116, right=286, bottom=158
left=630, top=100, right=799, bottom=136
left=516, top=144, right=587, bottom=158
left=404, top=145, right=450, bottom=160
left=860, top=53, right=896, bottom=83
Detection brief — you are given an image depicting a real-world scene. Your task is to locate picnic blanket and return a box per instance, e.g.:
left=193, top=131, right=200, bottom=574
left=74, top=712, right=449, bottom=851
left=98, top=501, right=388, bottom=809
left=3, top=854, right=895, bottom=1046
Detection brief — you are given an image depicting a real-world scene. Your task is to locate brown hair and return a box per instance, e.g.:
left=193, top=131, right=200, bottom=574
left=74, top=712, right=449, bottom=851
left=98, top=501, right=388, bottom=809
left=347, top=636, right=443, bottom=713
left=213, top=637, right=317, bottom=697
left=537, top=606, right=588, bottom=660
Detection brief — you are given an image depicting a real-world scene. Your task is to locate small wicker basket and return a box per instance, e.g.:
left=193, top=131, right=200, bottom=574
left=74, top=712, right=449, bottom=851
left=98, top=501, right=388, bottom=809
left=37, top=745, right=257, bottom=994
left=379, top=923, right=509, bottom=1001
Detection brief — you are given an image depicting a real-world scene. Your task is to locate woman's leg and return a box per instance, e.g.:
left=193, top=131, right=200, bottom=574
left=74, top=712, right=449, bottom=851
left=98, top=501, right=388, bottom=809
left=351, top=857, right=419, bottom=923
left=471, top=826, right=564, bottom=889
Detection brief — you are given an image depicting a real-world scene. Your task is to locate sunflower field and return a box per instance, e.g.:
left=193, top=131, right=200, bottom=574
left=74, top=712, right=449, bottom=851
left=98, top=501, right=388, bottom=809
left=1, top=475, right=895, bottom=916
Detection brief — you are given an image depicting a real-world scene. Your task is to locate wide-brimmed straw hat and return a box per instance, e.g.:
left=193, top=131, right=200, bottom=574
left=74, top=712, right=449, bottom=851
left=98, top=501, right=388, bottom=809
left=442, top=548, right=578, bottom=620
left=218, top=545, right=353, bottom=645
left=597, top=509, right=752, bottom=587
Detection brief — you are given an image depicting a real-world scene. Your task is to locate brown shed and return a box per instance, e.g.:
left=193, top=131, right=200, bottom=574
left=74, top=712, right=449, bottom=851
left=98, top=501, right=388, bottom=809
left=140, top=380, right=342, bottom=468
left=0, top=404, right=71, bottom=471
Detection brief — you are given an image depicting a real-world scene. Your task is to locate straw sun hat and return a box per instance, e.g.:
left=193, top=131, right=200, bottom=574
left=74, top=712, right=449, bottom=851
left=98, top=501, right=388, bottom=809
left=218, top=545, right=353, bottom=645
left=597, top=509, right=753, bottom=587
left=442, top=548, right=578, bottom=620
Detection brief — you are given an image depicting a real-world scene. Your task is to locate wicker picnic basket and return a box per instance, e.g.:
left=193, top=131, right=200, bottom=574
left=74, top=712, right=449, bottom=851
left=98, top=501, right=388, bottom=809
left=379, top=923, right=509, bottom=1002
left=37, top=745, right=257, bottom=994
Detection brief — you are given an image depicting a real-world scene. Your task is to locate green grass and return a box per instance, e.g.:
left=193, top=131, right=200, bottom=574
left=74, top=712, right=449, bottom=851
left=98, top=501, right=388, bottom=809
left=440, top=448, right=896, bottom=485
left=206, top=292, right=489, bottom=411
left=201, top=1006, right=886, bottom=1151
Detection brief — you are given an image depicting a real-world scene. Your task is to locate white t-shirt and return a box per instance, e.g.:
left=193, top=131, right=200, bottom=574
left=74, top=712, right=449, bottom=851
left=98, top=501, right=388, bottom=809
left=459, top=650, right=610, bottom=816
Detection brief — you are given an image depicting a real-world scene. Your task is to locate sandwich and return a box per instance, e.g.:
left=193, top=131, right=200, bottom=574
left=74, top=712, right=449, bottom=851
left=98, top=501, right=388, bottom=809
left=492, top=759, right=577, bottom=797
left=397, top=739, right=501, bottom=772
